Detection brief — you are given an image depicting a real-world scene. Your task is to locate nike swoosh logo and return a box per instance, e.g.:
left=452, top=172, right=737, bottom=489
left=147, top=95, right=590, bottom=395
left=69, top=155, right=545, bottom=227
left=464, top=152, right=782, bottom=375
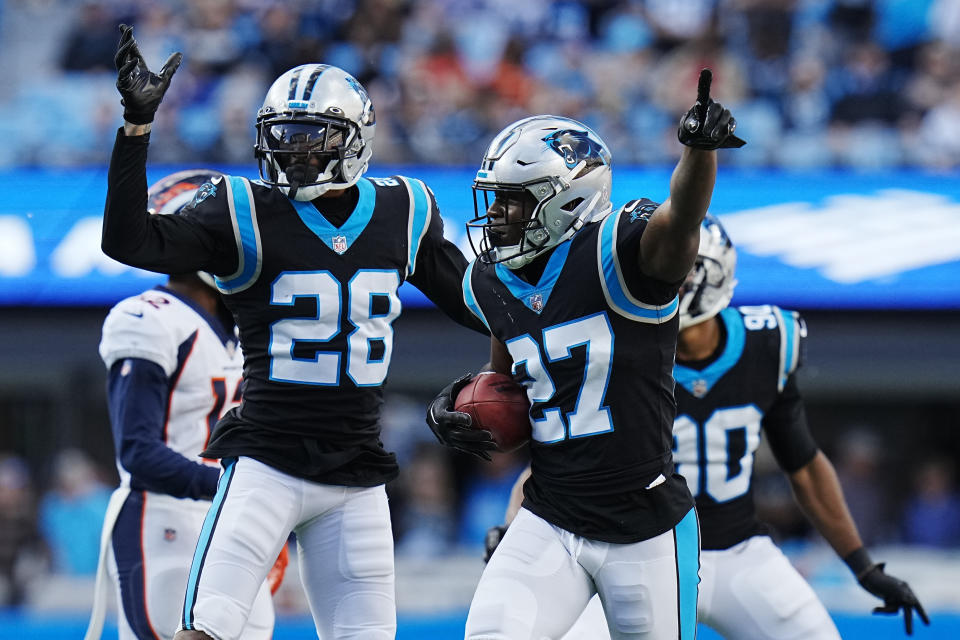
left=123, top=311, right=144, bottom=318
left=645, top=474, right=666, bottom=490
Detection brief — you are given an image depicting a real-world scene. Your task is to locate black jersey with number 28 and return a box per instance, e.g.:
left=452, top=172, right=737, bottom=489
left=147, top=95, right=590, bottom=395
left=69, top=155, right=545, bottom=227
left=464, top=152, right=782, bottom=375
left=175, top=174, right=477, bottom=487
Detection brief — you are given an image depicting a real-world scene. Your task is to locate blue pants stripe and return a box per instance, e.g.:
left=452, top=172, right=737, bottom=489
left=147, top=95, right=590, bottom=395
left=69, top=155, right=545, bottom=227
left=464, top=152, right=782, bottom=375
left=674, top=507, right=701, bottom=639
left=181, top=458, right=237, bottom=630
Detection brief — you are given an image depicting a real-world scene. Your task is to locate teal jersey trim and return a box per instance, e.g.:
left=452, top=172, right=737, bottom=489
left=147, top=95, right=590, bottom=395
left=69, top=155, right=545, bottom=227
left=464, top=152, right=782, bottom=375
left=462, top=259, right=489, bottom=329
left=493, top=240, right=572, bottom=314
left=597, top=209, right=678, bottom=322
left=674, top=307, right=745, bottom=397
left=288, top=178, right=376, bottom=254
left=215, top=177, right=263, bottom=294
left=403, top=177, right=431, bottom=277
left=775, top=306, right=797, bottom=390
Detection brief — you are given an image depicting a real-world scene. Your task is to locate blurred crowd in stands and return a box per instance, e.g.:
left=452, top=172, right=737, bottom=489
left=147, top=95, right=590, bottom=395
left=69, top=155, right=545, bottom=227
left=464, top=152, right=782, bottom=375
left=2, top=395, right=960, bottom=608
left=2, top=0, right=960, bottom=169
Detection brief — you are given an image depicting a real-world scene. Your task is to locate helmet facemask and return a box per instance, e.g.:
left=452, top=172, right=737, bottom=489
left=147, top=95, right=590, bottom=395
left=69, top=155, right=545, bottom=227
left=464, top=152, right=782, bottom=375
left=256, top=114, right=361, bottom=200
left=254, top=64, right=375, bottom=201
left=468, top=178, right=567, bottom=268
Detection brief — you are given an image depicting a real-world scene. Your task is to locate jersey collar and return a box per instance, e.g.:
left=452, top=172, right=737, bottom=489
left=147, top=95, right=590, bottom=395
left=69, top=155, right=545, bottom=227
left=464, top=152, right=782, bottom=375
left=288, top=178, right=375, bottom=255
left=674, top=307, right=745, bottom=397
left=493, top=240, right=572, bottom=314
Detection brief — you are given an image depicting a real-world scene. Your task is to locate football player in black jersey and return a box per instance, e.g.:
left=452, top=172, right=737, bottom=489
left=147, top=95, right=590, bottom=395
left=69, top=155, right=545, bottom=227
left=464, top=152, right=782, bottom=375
left=427, top=71, right=744, bottom=639
left=496, top=216, right=930, bottom=639
left=104, top=25, right=484, bottom=640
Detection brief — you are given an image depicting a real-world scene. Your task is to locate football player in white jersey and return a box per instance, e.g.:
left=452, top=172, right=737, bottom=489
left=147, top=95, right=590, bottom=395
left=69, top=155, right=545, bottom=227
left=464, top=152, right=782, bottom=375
left=85, top=171, right=286, bottom=640
left=492, top=215, right=929, bottom=639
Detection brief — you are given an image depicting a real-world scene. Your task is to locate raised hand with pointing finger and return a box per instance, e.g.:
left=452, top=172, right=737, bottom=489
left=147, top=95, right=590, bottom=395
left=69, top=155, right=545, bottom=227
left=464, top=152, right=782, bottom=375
left=677, top=68, right=745, bottom=150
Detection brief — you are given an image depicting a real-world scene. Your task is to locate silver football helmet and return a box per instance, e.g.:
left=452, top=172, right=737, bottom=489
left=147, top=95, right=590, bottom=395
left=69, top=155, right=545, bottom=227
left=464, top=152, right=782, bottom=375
left=254, top=64, right=376, bottom=201
left=147, top=169, right=224, bottom=289
left=678, top=213, right=738, bottom=330
left=468, top=115, right=613, bottom=268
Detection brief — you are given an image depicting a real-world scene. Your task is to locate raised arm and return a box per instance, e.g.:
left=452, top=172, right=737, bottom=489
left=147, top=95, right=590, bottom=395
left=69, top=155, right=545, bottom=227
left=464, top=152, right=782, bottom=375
left=640, top=69, right=744, bottom=283
left=102, top=24, right=225, bottom=274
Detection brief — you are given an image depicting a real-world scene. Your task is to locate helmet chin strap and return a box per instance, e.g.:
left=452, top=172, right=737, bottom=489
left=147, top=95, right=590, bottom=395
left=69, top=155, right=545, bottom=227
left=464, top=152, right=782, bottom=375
left=284, top=163, right=319, bottom=201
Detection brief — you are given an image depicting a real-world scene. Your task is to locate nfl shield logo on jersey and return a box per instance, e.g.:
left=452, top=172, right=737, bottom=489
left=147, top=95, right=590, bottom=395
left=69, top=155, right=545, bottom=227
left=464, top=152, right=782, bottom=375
left=529, top=293, right=544, bottom=313
left=164, top=528, right=177, bottom=542
left=692, top=378, right=708, bottom=398
left=332, top=235, right=348, bottom=254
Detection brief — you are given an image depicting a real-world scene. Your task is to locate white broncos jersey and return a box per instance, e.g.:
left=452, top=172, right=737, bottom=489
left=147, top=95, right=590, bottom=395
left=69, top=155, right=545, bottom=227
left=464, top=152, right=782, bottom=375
left=99, top=287, right=243, bottom=489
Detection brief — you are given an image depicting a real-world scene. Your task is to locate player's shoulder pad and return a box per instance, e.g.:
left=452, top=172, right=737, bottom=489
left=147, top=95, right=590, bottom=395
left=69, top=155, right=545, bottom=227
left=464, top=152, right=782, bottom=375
left=383, top=175, right=440, bottom=205
left=366, top=175, right=409, bottom=190
left=735, top=304, right=806, bottom=390
left=99, top=290, right=190, bottom=375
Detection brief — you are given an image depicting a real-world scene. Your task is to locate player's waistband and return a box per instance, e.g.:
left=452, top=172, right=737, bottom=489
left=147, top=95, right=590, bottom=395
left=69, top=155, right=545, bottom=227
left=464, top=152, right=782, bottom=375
left=535, top=453, right=674, bottom=497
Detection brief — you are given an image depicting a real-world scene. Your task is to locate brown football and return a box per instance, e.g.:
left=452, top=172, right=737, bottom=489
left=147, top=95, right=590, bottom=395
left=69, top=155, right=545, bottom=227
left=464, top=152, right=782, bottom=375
left=454, top=372, right=531, bottom=453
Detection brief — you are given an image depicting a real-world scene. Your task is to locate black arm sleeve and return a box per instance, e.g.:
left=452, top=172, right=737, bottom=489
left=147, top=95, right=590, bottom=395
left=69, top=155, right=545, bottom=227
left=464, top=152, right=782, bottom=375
left=102, top=128, right=236, bottom=275
left=107, top=358, right=220, bottom=500
left=762, top=374, right=819, bottom=473
left=407, top=209, right=488, bottom=335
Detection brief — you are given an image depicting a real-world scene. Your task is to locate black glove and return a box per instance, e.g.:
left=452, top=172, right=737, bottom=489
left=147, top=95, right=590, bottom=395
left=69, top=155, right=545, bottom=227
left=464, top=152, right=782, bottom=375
left=114, top=24, right=182, bottom=125
left=425, top=374, right=498, bottom=461
left=484, top=524, right=507, bottom=563
left=846, top=548, right=930, bottom=635
left=677, top=68, right=746, bottom=150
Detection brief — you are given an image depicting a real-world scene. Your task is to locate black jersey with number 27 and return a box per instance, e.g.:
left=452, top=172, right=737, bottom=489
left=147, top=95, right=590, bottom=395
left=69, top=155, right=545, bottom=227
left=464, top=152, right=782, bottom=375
left=464, top=200, right=696, bottom=543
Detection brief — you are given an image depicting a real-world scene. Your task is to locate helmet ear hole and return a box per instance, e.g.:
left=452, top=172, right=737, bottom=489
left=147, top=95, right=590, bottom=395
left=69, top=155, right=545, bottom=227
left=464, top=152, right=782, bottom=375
left=561, top=197, right=584, bottom=212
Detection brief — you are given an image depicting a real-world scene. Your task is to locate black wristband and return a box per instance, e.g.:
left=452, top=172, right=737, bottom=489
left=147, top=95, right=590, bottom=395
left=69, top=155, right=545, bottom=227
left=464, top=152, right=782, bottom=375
left=843, top=547, right=876, bottom=579
left=123, top=110, right=154, bottom=125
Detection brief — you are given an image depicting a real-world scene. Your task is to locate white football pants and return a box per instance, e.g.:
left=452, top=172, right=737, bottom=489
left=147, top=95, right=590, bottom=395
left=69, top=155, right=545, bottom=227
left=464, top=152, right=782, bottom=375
left=181, top=456, right=396, bottom=640
left=465, top=506, right=699, bottom=640
left=563, top=534, right=840, bottom=640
